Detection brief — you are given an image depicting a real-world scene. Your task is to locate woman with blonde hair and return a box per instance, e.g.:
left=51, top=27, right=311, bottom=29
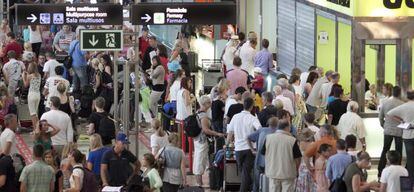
left=57, top=82, right=75, bottom=116
left=150, top=119, right=168, bottom=155
left=87, top=134, right=109, bottom=184
left=23, top=62, right=41, bottom=126
left=159, top=133, right=186, bottom=192
left=22, top=42, right=35, bottom=62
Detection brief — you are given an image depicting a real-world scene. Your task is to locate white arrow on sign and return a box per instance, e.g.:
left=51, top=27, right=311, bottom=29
left=141, top=14, right=151, bottom=22
left=26, top=14, right=37, bottom=23
left=89, top=35, right=99, bottom=47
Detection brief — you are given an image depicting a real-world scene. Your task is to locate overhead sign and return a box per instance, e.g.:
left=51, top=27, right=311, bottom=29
left=307, top=0, right=414, bottom=17
left=15, top=4, right=123, bottom=25
left=130, top=2, right=236, bottom=25
left=80, top=30, right=123, bottom=51
left=306, top=0, right=354, bottom=16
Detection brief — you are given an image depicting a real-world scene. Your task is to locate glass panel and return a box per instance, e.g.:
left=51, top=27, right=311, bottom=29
left=385, top=45, right=396, bottom=86
left=316, top=15, right=336, bottom=72
left=338, top=22, right=352, bottom=95
left=365, top=45, right=377, bottom=86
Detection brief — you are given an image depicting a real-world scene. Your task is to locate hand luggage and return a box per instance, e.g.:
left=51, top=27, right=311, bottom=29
left=178, top=186, right=204, bottom=192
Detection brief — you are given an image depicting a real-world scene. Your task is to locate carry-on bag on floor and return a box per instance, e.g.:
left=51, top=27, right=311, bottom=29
left=178, top=186, right=204, bottom=192
left=259, top=173, right=269, bottom=192
left=223, top=159, right=241, bottom=191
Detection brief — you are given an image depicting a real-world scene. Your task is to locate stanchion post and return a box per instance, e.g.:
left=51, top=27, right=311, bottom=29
left=113, top=52, right=119, bottom=130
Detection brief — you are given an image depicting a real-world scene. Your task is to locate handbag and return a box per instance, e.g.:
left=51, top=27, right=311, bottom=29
left=155, top=147, right=166, bottom=178
left=64, top=41, right=79, bottom=69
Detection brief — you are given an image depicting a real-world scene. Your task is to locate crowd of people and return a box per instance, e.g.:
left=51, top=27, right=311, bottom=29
left=0, top=13, right=413, bottom=192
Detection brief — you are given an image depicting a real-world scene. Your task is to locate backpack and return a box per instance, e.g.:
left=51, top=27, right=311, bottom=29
left=98, top=114, right=116, bottom=142
left=329, top=156, right=355, bottom=192
left=73, top=167, right=98, bottom=192
left=184, top=112, right=203, bottom=137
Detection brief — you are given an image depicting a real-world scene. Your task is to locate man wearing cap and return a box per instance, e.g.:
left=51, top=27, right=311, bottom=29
left=101, top=133, right=137, bottom=187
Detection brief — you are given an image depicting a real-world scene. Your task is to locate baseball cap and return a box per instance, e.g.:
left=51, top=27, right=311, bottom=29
left=116, top=133, right=130, bottom=144
left=254, top=67, right=262, bottom=74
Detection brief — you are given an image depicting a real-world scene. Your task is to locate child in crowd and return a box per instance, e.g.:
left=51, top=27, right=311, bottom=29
left=142, top=153, right=163, bottom=192
left=303, top=113, right=320, bottom=141
left=149, top=119, right=169, bottom=155
left=252, top=67, right=264, bottom=94
left=315, top=144, right=332, bottom=192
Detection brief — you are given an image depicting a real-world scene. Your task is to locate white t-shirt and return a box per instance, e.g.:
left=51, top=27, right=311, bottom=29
left=169, top=80, right=180, bottom=101
left=320, top=82, right=334, bottom=108
left=0, top=128, right=16, bottom=155
left=43, top=59, right=63, bottom=77
left=150, top=134, right=169, bottom=155
left=40, top=109, right=73, bottom=146
left=3, top=59, right=24, bottom=82
left=227, top=111, right=261, bottom=151
left=337, top=112, right=367, bottom=150
left=225, top=97, right=237, bottom=116
left=70, top=165, right=84, bottom=189
left=273, top=95, right=294, bottom=116
left=300, top=72, right=310, bottom=90
left=380, top=165, right=408, bottom=192
left=307, top=125, right=321, bottom=141
left=239, top=42, right=256, bottom=76
left=44, top=76, right=70, bottom=108
left=29, top=28, right=42, bottom=44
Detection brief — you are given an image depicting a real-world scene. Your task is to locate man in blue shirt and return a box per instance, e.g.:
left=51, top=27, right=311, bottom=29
left=68, top=29, right=89, bottom=93
left=247, top=117, right=278, bottom=192
left=325, top=139, right=354, bottom=182
left=254, top=39, right=273, bottom=76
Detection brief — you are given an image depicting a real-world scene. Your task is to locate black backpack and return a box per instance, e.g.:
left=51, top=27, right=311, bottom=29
left=329, top=156, right=356, bottom=192
left=73, top=167, right=98, bottom=192
left=98, top=115, right=116, bottom=143
left=184, top=112, right=203, bottom=137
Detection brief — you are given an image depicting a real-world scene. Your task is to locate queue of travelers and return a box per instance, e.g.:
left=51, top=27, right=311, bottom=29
left=0, top=18, right=413, bottom=192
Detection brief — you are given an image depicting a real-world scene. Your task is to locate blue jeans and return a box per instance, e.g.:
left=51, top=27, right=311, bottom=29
left=73, top=66, right=88, bottom=92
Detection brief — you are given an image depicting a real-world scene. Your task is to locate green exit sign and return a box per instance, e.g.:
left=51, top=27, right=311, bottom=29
left=80, top=30, right=123, bottom=51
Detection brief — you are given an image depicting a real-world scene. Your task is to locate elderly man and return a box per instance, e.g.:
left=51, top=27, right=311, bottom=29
left=336, top=101, right=367, bottom=150
left=273, top=85, right=294, bottom=115
left=277, top=78, right=295, bottom=107
left=262, top=119, right=301, bottom=192
left=0, top=114, right=18, bottom=155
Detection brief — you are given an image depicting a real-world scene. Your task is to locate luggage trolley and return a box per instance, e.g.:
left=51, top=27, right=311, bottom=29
left=201, top=59, right=223, bottom=94
left=223, top=145, right=241, bottom=191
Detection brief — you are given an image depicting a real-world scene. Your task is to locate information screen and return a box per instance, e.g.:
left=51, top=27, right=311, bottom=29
left=130, top=2, right=236, bottom=25
left=16, top=4, right=123, bottom=25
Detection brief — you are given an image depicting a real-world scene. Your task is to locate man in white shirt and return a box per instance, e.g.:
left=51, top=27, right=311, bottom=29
left=320, top=72, right=340, bottom=108
left=2, top=51, right=24, bottom=97
left=0, top=114, right=18, bottom=155
left=40, top=96, right=73, bottom=157
left=380, top=150, right=408, bottom=192
left=227, top=97, right=261, bottom=192
left=273, top=85, right=294, bottom=115
left=238, top=39, right=257, bottom=76
left=43, top=65, right=70, bottom=109
left=43, top=51, right=63, bottom=79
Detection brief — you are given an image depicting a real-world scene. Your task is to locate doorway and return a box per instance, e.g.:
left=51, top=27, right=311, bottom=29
left=364, top=40, right=397, bottom=113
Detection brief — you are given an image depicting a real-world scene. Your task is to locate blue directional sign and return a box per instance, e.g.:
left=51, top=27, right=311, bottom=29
left=16, top=4, right=123, bottom=25
left=131, top=2, right=236, bottom=25
left=80, top=30, right=123, bottom=51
